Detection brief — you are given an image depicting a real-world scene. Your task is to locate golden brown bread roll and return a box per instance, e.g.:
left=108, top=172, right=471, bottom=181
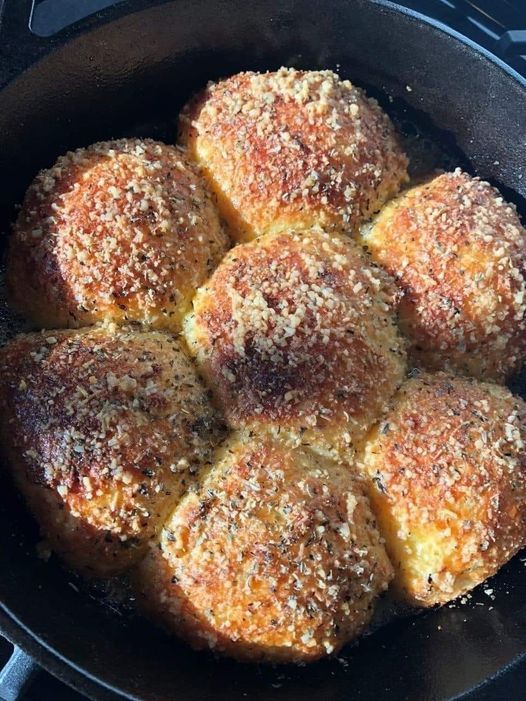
left=184, top=227, right=407, bottom=459
left=0, top=326, right=224, bottom=576
left=7, top=138, right=228, bottom=331
left=179, top=68, right=408, bottom=241
left=360, top=371, right=526, bottom=606
left=361, top=170, right=526, bottom=381
left=134, top=432, right=393, bottom=662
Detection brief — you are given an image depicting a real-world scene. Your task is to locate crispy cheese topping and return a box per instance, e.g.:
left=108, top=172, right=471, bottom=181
left=1, top=69, right=525, bottom=662
left=180, top=67, right=408, bottom=241
left=361, top=372, right=526, bottom=606
left=135, top=432, right=393, bottom=662
left=184, top=227, right=406, bottom=459
left=0, top=326, right=224, bottom=576
left=7, top=138, right=228, bottom=330
left=362, top=169, right=526, bottom=381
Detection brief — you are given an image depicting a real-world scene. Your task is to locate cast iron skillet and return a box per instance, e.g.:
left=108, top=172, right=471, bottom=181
left=0, top=1, right=525, bottom=699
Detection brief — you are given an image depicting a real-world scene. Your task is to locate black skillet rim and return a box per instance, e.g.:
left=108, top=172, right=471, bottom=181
left=0, top=1, right=525, bottom=699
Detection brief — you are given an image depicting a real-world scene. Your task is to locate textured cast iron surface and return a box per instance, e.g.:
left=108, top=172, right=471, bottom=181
left=0, top=1, right=525, bottom=700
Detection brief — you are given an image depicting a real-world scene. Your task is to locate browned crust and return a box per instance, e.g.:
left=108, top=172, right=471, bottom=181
left=184, top=227, right=407, bottom=459
left=362, top=170, right=526, bottom=381
left=7, top=138, right=229, bottom=331
left=361, top=372, right=526, bottom=606
left=134, top=432, right=393, bottom=662
left=0, top=326, right=224, bottom=576
left=179, top=68, right=408, bottom=241
left=2, top=71, right=525, bottom=660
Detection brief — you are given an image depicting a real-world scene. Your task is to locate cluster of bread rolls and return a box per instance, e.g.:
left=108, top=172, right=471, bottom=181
left=1, top=67, right=525, bottom=663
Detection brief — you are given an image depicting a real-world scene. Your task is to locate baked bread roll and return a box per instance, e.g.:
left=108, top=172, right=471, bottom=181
left=361, top=371, right=526, bottom=606
left=179, top=68, right=408, bottom=241
left=134, top=432, right=393, bottom=662
left=0, top=326, right=224, bottom=576
left=184, top=227, right=407, bottom=459
left=361, top=170, right=526, bottom=381
left=7, top=138, right=228, bottom=331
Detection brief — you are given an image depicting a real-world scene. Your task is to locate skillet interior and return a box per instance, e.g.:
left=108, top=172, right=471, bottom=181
left=0, top=1, right=525, bottom=699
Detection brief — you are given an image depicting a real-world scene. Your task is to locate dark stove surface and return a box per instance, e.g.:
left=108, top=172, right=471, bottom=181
left=398, top=0, right=526, bottom=77
left=0, top=638, right=85, bottom=701
left=2, top=1, right=526, bottom=700
left=28, top=0, right=526, bottom=76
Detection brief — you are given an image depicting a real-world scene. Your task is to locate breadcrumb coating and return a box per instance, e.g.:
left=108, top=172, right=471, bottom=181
left=179, top=67, right=408, bottom=241
left=7, top=138, right=228, bottom=331
left=361, top=372, right=526, bottom=606
left=0, top=326, right=224, bottom=576
left=184, top=227, right=406, bottom=459
left=134, top=432, right=393, bottom=662
left=1, top=69, right=525, bottom=662
left=361, top=170, right=526, bottom=381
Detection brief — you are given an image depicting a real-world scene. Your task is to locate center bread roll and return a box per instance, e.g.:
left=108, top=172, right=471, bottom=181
left=184, top=226, right=407, bottom=460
